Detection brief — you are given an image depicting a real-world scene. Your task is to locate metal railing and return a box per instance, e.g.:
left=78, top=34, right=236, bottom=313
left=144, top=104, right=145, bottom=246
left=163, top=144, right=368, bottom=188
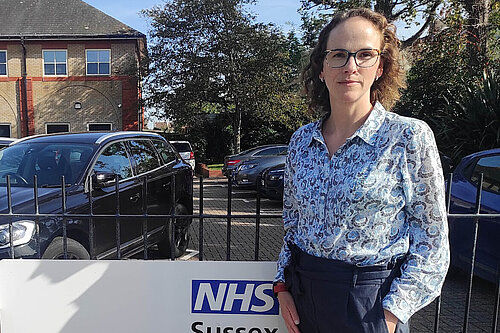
left=1, top=173, right=500, bottom=332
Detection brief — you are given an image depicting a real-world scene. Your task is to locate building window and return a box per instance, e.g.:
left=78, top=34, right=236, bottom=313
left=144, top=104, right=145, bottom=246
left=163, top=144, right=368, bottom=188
left=43, top=50, right=67, bottom=76
left=86, top=50, right=110, bottom=75
left=88, top=123, right=112, bottom=131
left=0, top=124, right=11, bottom=137
left=0, top=51, right=6, bottom=76
left=46, top=123, right=70, bottom=134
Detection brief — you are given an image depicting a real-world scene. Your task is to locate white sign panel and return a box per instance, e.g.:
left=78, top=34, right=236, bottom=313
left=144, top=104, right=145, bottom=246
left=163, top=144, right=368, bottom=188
left=0, top=260, right=286, bottom=333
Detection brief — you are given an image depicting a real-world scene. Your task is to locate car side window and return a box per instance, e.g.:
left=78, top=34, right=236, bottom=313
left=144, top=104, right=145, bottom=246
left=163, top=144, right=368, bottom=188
left=152, top=139, right=177, bottom=164
left=128, top=140, right=161, bottom=174
left=470, top=155, right=500, bottom=194
left=254, top=147, right=280, bottom=156
left=93, top=142, right=132, bottom=180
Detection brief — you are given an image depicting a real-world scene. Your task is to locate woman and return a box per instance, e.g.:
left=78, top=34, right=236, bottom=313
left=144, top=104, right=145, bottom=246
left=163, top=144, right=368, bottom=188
left=273, top=8, right=449, bottom=333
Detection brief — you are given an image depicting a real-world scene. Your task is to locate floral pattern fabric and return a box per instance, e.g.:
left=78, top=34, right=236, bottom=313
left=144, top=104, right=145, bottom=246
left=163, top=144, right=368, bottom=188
left=275, top=102, right=449, bottom=323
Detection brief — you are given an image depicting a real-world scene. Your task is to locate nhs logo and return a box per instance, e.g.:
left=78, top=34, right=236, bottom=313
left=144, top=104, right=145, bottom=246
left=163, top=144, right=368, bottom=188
left=191, top=280, right=279, bottom=315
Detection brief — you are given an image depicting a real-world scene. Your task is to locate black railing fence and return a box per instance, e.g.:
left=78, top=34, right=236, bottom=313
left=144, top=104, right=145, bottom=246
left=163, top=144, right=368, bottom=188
left=1, top=173, right=500, bottom=332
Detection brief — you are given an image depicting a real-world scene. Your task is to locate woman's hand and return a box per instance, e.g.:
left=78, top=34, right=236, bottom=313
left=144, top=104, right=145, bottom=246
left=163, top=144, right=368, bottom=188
left=277, top=291, right=300, bottom=333
left=383, top=309, right=398, bottom=333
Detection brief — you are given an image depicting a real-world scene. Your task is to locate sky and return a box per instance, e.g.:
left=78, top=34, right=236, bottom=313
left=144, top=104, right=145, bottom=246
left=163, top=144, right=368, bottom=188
left=84, top=0, right=304, bottom=37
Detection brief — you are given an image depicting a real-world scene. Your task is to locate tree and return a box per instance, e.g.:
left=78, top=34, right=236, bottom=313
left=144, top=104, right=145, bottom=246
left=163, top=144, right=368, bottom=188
left=393, top=2, right=499, bottom=164
left=299, top=0, right=442, bottom=48
left=143, top=0, right=308, bottom=155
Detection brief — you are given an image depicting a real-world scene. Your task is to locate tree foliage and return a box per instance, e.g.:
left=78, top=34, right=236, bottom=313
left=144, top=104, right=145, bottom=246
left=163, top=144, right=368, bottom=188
left=394, top=2, right=500, bottom=164
left=299, top=0, right=442, bottom=48
left=142, top=0, right=311, bottom=159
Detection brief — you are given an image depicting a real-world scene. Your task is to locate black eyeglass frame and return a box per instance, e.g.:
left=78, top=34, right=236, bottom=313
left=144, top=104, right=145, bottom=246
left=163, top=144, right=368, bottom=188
left=323, top=48, right=382, bottom=68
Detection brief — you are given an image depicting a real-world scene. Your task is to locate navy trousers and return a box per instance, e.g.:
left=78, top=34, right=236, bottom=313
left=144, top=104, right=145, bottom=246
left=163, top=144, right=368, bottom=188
left=284, top=244, right=410, bottom=333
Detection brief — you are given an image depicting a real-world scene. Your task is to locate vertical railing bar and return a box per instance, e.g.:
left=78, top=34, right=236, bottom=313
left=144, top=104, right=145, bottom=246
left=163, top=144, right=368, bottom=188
left=435, top=173, right=453, bottom=333
left=115, top=176, right=121, bottom=259
left=198, top=176, right=204, bottom=261
left=61, top=176, right=67, bottom=260
left=227, top=177, right=232, bottom=261
left=492, top=263, right=500, bottom=333
left=446, top=173, right=453, bottom=213
left=7, top=175, right=14, bottom=259
left=254, top=175, right=261, bottom=261
left=170, top=175, right=176, bottom=261
left=34, top=176, right=41, bottom=258
left=88, top=174, right=95, bottom=259
left=433, top=296, right=441, bottom=333
left=463, top=173, right=483, bottom=333
left=142, top=176, right=148, bottom=260
left=168, top=175, right=177, bottom=260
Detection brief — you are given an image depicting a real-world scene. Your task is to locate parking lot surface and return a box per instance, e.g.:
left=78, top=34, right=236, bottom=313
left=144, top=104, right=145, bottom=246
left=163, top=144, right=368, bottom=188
left=186, top=177, right=499, bottom=333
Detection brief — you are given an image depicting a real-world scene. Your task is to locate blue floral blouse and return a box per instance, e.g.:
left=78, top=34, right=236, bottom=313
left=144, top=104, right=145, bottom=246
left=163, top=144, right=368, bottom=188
left=275, top=102, right=449, bottom=323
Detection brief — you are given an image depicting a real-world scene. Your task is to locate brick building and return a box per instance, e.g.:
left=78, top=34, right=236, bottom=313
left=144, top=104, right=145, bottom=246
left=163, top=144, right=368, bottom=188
left=0, top=0, right=146, bottom=138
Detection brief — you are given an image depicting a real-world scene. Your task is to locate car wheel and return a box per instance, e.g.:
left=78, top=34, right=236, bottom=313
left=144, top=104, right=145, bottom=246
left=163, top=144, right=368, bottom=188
left=158, top=204, right=191, bottom=258
left=42, top=237, right=90, bottom=259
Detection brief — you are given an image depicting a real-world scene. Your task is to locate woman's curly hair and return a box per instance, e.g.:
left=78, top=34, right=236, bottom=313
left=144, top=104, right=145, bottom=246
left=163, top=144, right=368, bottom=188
left=303, top=8, right=406, bottom=114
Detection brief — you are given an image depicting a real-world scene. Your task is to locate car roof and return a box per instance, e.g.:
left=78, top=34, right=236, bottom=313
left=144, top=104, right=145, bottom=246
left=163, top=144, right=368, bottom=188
left=170, top=140, right=191, bottom=144
left=238, top=144, right=287, bottom=155
left=0, top=138, right=17, bottom=145
left=14, top=131, right=166, bottom=145
left=464, top=148, right=500, bottom=160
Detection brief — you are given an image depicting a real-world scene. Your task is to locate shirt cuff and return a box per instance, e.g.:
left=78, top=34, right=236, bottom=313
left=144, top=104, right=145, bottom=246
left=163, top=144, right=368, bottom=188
left=382, top=292, right=412, bottom=324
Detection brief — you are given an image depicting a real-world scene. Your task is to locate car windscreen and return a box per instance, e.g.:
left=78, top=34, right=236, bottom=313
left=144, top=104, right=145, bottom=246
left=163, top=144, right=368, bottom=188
left=171, top=142, right=192, bottom=153
left=0, top=143, right=95, bottom=187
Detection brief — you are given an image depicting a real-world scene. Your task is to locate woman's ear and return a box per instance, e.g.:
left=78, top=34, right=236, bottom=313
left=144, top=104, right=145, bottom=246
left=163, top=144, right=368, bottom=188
left=376, top=59, right=384, bottom=79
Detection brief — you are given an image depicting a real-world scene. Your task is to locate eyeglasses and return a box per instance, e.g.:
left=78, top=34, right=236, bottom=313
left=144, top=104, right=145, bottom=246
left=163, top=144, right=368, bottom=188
left=324, top=48, right=381, bottom=68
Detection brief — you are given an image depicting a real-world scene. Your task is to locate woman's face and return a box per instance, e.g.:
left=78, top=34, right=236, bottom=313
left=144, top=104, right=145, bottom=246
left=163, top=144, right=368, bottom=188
left=320, top=17, right=384, bottom=107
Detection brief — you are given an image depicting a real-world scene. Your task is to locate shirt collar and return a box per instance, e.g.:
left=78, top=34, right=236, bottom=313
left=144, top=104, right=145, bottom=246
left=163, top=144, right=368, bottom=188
left=309, top=101, right=386, bottom=147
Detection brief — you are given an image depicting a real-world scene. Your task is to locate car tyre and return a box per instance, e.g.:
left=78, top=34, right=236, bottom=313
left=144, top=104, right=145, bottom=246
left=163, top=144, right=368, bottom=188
left=42, top=237, right=90, bottom=259
left=158, top=204, right=191, bottom=258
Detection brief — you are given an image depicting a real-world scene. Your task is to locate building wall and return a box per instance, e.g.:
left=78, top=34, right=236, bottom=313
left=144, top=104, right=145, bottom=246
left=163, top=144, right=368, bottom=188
left=0, top=39, right=142, bottom=138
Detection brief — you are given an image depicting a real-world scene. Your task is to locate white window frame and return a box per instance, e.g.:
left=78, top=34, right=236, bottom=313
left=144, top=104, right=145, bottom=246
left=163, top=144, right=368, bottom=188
left=87, top=123, right=113, bottom=131
left=0, top=123, right=11, bottom=137
left=0, top=50, right=7, bottom=76
left=42, top=50, right=68, bottom=76
left=45, top=123, right=70, bottom=134
left=85, top=49, right=111, bottom=76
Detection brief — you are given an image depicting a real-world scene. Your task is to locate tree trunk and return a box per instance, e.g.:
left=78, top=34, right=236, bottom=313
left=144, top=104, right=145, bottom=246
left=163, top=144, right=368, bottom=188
left=233, top=106, right=242, bottom=154
left=464, top=0, right=490, bottom=74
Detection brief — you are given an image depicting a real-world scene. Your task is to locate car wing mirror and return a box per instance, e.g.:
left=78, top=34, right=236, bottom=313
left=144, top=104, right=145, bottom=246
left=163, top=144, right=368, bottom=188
left=92, top=172, right=117, bottom=189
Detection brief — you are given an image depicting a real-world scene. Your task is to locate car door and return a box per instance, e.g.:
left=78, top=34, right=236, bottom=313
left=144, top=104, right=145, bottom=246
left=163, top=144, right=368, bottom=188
left=90, top=141, right=142, bottom=258
left=449, top=153, right=500, bottom=278
left=126, top=139, right=171, bottom=243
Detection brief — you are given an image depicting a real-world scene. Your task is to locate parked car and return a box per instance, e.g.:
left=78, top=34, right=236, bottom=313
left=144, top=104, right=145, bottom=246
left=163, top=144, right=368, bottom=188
left=260, top=163, right=285, bottom=200
left=447, top=148, right=500, bottom=282
left=222, top=144, right=288, bottom=177
left=170, top=140, right=195, bottom=170
left=0, top=131, right=193, bottom=260
left=233, top=150, right=287, bottom=190
left=0, top=138, right=17, bottom=149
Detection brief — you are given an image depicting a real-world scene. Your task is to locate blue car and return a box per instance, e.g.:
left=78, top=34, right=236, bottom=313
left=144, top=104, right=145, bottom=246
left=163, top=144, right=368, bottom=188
left=448, top=148, right=500, bottom=282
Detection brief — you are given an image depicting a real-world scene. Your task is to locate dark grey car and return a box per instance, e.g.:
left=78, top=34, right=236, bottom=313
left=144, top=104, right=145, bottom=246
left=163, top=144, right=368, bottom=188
left=233, top=150, right=287, bottom=189
left=222, top=144, right=287, bottom=177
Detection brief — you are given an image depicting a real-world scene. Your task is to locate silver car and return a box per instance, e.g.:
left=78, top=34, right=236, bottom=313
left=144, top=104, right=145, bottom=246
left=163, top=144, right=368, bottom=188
left=170, top=141, right=195, bottom=169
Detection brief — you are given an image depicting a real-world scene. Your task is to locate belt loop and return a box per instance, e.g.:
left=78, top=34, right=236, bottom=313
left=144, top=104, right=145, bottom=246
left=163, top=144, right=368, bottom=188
left=352, top=268, right=358, bottom=287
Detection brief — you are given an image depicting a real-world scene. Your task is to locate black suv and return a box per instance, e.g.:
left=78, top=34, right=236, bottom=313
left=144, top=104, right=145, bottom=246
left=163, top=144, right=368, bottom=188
left=0, top=132, right=193, bottom=259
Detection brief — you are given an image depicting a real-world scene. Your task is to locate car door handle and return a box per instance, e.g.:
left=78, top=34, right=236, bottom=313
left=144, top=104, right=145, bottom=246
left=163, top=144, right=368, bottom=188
left=129, top=193, right=140, bottom=203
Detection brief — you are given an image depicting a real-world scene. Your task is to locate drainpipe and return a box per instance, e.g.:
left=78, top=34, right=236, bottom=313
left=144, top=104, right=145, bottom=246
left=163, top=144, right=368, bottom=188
left=20, top=37, right=29, bottom=137
left=135, top=37, right=145, bottom=131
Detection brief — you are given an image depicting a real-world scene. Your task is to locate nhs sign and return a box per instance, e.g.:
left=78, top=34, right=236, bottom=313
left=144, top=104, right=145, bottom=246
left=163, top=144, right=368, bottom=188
left=191, top=280, right=279, bottom=315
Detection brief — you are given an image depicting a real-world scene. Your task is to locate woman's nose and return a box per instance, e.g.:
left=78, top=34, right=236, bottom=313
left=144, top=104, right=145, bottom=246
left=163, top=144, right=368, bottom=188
left=344, top=55, right=358, bottom=73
